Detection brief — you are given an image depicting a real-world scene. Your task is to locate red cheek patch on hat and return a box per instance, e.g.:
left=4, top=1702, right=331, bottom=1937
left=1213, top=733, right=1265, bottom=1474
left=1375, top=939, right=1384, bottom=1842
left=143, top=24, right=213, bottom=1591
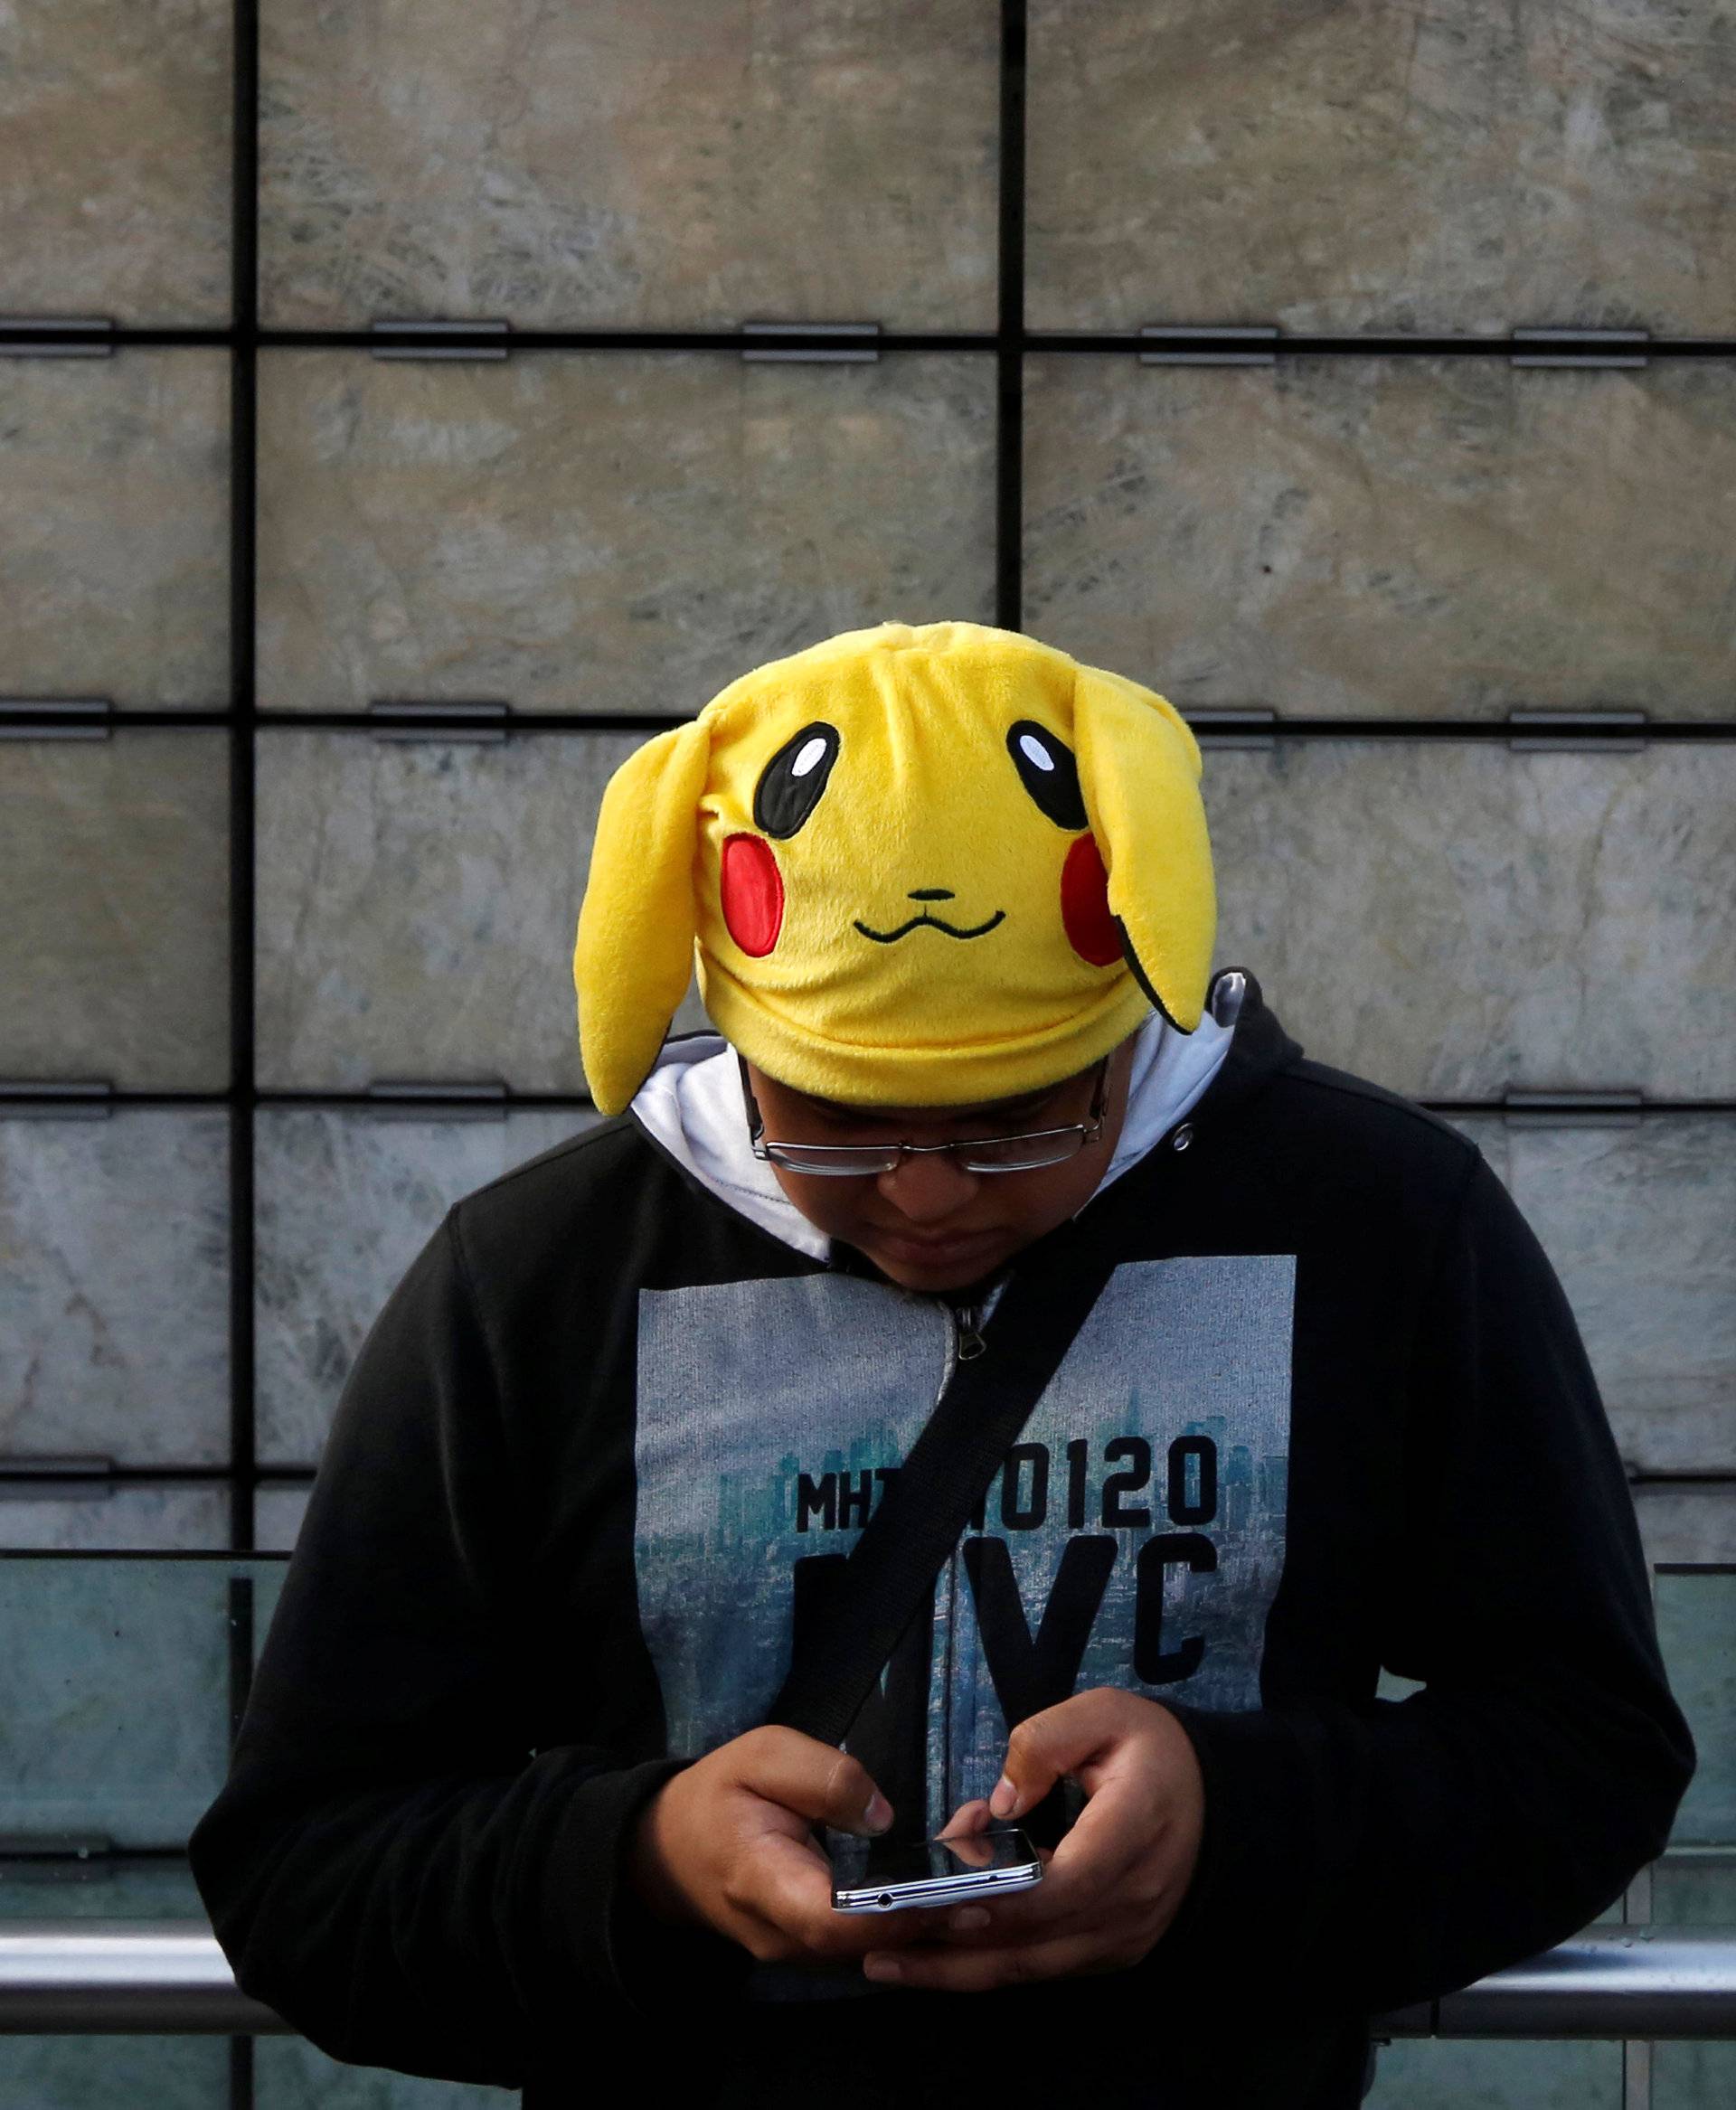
left=721, top=833, right=784, bottom=957
left=1061, top=833, right=1121, bottom=966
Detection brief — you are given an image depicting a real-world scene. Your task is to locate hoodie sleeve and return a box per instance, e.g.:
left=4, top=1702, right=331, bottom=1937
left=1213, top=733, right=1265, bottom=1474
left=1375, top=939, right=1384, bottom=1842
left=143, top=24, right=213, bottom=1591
left=1149, top=1145, right=1697, bottom=2024
left=186, top=1205, right=749, bottom=2089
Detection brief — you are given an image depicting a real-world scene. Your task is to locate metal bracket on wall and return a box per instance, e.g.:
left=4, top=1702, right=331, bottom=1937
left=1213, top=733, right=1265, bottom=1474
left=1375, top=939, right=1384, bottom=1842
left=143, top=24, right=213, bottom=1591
left=365, top=1080, right=509, bottom=1122
left=0, top=701, right=113, bottom=739
left=741, top=322, right=881, bottom=363
left=0, top=1834, right=118, bottom=1879
left=0, top=1457, right=116, bottom=1499
left=1139, top=325, right=1278, bottom=367
left=0, top=317, right=114, bottom=358
left=0, top=1080, right=114, bottom=1117
left=1181, top=706, right=1277, bottom=750
left=370, top=319, right=511, bottom=362
left=1510, top=327, right=1650, bottom=369
left=368, top=701, right=510, bottom=743
left=1501, top=1088, right=1646, bottom=1130
left=1506, top=709, right=1649, bottom=752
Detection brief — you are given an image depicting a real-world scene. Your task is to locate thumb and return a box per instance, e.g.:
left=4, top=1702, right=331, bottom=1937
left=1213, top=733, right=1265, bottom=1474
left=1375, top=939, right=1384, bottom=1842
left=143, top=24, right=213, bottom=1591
left=988, top=1690, right=1127, bottom=1819
left=732, top=1727, right=894, bottom=1837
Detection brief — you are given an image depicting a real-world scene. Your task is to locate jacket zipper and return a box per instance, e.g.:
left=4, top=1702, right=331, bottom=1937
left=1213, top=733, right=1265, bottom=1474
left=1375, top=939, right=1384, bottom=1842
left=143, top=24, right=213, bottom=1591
left=929, top=1296, right=987, bottom=1416
left=953, top=1300, right=987, bottom=1362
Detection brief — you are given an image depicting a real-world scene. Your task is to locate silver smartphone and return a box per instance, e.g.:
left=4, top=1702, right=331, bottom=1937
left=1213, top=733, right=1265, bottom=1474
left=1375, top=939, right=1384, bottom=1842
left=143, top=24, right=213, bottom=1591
left=828, top=1825, right=1043, bottom=1913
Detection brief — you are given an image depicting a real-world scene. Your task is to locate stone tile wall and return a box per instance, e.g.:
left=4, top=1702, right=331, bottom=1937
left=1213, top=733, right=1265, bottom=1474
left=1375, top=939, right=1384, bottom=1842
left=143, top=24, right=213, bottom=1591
left=1, top=3, right=1730, bottom=2101
left=1025, top=0, right=1736, bottom=338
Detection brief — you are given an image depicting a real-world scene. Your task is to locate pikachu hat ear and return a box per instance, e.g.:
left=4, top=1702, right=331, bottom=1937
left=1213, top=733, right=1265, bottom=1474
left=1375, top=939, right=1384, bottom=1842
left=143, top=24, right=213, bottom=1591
left=573, top=718, right=714, bottom=1115
left=1070, top=663, right=1216, bottom=1031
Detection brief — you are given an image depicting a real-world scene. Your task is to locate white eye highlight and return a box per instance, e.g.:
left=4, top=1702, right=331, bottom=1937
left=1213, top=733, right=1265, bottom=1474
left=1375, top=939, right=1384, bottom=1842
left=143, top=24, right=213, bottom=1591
left=791, top=735, right=829, bottom=778
left=1018, top=731, right=1056, bottom=773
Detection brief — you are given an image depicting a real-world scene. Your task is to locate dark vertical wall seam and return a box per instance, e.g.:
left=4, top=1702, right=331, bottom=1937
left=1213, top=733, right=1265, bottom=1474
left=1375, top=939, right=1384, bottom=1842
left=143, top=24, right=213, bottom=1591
left=229, top=0, right=259, bottom=1566
left=229, top=0, right=260, bottom=2097
left=996, top=0, right=1027, bottom=634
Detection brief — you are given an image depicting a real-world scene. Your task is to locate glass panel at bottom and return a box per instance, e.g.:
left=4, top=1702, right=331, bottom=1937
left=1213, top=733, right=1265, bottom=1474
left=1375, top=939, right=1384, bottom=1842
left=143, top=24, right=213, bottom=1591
left=256, top=2035, right=517, bottom=2105
left=1656, top=2040, right=1736, bottom=2109
left=1656, top=1571, right=1736, bottom=1844
left=0, top=1856, right=204, bottom=1920
left=1365, top=2037, right=1621, bottom=2107
left=1650, top=1858, right=1736, bottom=1923
left=0, top=2036, right=226, bottom=2110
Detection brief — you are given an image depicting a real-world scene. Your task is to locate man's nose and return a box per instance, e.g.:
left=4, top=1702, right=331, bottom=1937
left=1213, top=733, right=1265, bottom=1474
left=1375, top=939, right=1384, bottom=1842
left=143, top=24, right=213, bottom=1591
left=875, top=1149, right=980, bottom=1222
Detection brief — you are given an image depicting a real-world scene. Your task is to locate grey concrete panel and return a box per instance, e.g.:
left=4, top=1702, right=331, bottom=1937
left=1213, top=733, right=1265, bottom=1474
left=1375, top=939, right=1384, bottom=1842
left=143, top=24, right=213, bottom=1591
left=256, top=350, right=995, bottom=714
left=0, top=0, right=231, bottom=327
left=0, top=353, right=230, bottom=710
left=259, top=0, right=998, bottom=331
left=1024, top=355, right=1736, bottom=720
left=1502, top=1117, right=1736, bottom=1474
left=0, top=1110, right=229, bottom=1468
left=254, top=727, right=707, bottom=1091
left=254, top=1106, right=604, bottom=1465
left=1440, top=1114, right=1736, bottom=1474
left=0, top=730, right=230, bottom=1090
left=1635, top=1486, right=1736, bottom=1571
left=1204, top=740, right=1734, bottom=1100
left=1028, top=0, right=1736, bottom=338
left=0, top=1491, right=230, bottom=1553
left=253, top=1486, right=310, bottom=1555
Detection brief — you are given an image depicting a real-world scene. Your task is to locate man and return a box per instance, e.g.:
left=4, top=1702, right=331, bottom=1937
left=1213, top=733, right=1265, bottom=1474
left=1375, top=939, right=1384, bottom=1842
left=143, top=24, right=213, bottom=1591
left=189, top=618, right=1694, bottom=2109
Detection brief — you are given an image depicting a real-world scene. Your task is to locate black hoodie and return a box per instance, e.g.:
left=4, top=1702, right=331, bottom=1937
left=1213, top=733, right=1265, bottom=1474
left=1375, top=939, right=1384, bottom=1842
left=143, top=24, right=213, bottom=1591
left=187, top=968, right=1695, bottom=2109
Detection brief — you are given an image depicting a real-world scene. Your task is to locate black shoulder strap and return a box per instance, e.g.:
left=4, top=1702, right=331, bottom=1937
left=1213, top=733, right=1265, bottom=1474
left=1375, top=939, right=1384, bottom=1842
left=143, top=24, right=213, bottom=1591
left=764, top=1219, right=1121, bottom=1751
left=763, top=969, right=1278, bottom=1776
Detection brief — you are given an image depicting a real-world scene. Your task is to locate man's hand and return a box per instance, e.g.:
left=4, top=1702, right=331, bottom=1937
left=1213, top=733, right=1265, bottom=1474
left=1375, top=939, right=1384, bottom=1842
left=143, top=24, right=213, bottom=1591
left=860, top=1688, right=1205, bottom=1992
left=627, top=1725, right=969, bottom=1969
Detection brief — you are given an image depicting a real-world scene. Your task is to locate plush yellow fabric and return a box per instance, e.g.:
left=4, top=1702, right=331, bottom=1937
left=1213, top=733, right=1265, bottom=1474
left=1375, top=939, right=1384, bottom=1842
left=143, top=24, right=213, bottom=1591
left=573, top=618, right=1216, bottom=1115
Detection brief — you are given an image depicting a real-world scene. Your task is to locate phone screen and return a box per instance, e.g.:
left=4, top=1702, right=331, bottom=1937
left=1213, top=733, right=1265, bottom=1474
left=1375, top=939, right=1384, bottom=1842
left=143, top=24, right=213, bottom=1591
left=833, top=1829, right=1031, bottom=1887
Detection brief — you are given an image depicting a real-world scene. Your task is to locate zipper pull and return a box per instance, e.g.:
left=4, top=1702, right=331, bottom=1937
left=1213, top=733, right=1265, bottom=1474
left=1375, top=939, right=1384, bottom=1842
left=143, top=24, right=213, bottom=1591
left=954, top=1302, right=986, bottom=1361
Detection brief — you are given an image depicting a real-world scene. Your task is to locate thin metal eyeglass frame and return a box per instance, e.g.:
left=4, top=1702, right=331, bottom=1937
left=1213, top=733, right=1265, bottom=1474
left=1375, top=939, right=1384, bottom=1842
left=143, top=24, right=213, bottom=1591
left=738, top=1054, right=1111, bottom=1176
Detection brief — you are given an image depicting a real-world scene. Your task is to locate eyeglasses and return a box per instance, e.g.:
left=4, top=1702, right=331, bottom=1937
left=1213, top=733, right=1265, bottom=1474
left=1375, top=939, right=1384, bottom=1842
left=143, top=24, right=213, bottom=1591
left=739, top=1055, right=1111, bottom=1176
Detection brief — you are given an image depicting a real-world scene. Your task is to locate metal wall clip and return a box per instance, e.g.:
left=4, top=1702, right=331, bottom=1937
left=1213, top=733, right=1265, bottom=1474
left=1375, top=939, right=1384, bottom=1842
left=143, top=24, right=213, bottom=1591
left=1502, top=1088, right=1646, bottom=1129
left=0, top=700, right=113, bottom=739
left=0, top=318, right=114, bottom=358
left=1139, top=325, right=1278, bottom=367
left=370, top=319, right=511, bottom=362
left=365, top=1080, right=509, bottom=1121
left=1510, top=328, right=1649, bottom=370
left=1506, top=709, right=1648, bottom=752
left=0, top=1080, right=114, bottom=1117
left=368, top=702, right=510, bottom=743
left=741, top=322, right=881, bottom=363
left=0, top=1457, right=117, bottom=1498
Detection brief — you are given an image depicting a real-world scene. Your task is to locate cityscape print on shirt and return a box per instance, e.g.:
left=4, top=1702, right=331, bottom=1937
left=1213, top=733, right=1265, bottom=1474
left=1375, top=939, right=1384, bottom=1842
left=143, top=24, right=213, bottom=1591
left=631, top=1253, right=1296, bottom=1841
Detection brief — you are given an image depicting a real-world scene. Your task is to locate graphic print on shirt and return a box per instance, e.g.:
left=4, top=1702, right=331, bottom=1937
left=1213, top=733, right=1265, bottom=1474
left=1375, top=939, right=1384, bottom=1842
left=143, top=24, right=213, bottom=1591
left=632, top=1254, right=1296, bottom=1836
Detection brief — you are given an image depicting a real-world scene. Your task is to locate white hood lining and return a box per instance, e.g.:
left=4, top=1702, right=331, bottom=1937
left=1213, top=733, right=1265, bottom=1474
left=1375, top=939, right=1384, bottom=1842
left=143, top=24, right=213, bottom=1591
left=628, top=1004, right=1237, bottom=1266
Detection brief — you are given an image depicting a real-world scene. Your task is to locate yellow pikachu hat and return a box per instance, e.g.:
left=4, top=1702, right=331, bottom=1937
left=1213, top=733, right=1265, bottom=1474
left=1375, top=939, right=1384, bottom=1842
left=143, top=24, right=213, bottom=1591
left=574, top=619, right=1216, bottom=1114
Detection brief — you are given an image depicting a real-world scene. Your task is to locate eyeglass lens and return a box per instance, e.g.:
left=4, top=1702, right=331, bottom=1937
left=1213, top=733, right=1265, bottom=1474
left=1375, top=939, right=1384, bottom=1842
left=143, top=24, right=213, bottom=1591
left=763, top=1128, right=1091, bottom=1175
left=742, top=1053, right=1109, bottom=1176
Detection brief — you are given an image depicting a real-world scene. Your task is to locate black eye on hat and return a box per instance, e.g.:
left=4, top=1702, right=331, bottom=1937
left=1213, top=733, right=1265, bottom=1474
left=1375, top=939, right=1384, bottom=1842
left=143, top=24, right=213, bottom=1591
left=1006, top=720, right=1087, bottom=830
left=753, top=721, right=842, bottom=839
